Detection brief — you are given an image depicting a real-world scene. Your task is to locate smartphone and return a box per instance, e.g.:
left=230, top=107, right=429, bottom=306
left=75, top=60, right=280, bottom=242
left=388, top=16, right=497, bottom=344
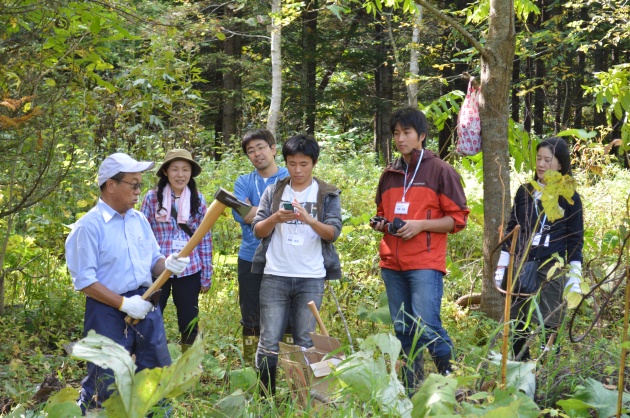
left=283, top=202, right=294, bottom=211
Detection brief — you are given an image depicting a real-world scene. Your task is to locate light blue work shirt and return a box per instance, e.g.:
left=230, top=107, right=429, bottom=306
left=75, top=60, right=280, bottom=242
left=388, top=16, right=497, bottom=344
left=65, top=199, right=164, bottom=295
left=232, top=167, right=289, bottom=261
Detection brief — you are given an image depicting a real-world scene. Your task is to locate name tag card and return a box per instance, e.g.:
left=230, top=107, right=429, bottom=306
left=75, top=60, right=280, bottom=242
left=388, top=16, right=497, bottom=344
left=172, top=239, right=187, bottom=252
left=394, top=202, right=409, bottom=215
left=286, top=234, right=304, bottom=246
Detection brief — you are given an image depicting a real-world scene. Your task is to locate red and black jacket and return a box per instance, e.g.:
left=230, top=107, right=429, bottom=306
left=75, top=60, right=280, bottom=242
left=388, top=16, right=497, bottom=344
left=375, top=148, right=469, bottom=273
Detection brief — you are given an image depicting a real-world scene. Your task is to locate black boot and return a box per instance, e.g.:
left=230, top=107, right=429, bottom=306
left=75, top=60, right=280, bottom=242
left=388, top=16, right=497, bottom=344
left=402, top=346, right=424, bottom=397
left=433, top=352, right=453, bottom=376
left=257, top=365, right=276, bottom=398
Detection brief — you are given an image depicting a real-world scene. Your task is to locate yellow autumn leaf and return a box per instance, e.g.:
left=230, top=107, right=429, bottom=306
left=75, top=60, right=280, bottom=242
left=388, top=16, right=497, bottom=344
left=566, top=291, right=582, bottom=309
left=77, top=199, right=89, bottom=208
left=533, top=171, right=576, bottom=222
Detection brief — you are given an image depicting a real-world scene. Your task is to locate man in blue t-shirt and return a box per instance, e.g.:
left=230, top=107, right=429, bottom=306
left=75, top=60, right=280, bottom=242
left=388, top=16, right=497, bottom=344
left=232, top=129, right=289, bottom=364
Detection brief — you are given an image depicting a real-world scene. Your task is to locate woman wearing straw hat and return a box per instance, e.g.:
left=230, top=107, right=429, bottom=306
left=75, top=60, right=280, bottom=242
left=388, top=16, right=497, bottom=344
left=141, top=149, right=213, bottom=352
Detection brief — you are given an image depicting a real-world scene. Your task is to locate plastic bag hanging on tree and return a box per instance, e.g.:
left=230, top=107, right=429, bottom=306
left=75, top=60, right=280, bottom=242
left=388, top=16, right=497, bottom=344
left=456, top=78, right=481, bottom=156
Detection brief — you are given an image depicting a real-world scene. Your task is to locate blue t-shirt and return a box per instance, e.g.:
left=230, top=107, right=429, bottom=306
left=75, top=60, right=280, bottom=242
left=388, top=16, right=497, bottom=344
left=232, top=167, right=289, bottom=261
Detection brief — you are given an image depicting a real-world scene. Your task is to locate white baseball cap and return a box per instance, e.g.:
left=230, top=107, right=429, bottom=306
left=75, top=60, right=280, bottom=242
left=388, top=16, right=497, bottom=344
left=98, top=153, right=155, bottom=186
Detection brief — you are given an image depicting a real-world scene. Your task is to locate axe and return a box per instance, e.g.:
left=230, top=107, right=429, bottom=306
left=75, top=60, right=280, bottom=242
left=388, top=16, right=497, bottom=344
left=125, top=187, right=251, bottom=324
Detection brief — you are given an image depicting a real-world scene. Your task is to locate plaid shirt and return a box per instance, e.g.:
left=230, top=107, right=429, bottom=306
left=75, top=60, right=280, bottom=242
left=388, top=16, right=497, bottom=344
left=141, top=189, right=213, bottom=287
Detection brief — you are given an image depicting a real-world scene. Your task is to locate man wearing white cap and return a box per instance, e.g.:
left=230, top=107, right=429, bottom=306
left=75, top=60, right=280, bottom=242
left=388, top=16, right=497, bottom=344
left=65, top=152, right=190, bottom=414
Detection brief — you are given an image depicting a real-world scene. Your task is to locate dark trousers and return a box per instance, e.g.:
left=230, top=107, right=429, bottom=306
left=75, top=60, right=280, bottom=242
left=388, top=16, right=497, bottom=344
left=158, top=271, right=201, bottom=344
left=238, top=258, right=263, bottom=336
left=238, top=258, right=291, bottom=337
left=79, top=287, right=171, bottom=412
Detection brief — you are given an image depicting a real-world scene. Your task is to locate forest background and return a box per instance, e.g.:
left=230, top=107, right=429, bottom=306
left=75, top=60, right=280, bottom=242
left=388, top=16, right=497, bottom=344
left=2, top=0, right=630, bottom=416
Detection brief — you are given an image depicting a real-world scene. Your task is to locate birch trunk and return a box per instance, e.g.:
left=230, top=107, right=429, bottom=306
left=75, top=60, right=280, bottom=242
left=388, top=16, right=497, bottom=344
left=408, top=5, right=423, bottom=108
left=267, top=0, right=282, bottom=137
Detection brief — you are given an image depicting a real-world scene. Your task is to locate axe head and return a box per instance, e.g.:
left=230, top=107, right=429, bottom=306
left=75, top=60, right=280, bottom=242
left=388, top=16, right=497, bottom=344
left=214, top=187, right=252, bottom=218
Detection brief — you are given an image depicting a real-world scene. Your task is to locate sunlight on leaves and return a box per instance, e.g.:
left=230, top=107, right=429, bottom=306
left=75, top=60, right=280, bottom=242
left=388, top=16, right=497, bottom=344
left=531, top=171, right=576, bottom=221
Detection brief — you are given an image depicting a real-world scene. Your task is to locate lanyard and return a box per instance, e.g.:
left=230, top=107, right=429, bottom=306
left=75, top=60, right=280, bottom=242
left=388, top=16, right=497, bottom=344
left=533, top=197, right=547, bottom=234
left=402, top=149, right=424, bottom=203
left=254, top=174, right=278, bottom=200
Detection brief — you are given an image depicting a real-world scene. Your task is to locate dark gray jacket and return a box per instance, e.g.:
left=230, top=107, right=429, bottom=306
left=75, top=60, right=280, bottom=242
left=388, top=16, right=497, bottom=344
left=251, top=176, right=342, bottom=280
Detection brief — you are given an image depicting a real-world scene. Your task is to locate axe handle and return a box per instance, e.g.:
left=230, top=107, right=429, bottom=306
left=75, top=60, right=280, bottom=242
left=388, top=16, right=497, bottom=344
left=308, top=301, right=329, bottom=336
left=125, top=199, right=227, bottom=324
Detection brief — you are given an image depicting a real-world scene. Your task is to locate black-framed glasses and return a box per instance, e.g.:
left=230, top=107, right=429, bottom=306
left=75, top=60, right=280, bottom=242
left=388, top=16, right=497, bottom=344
left=118, top=180, right=144, bottom=190
left=246, top=144, right=270, bottom=156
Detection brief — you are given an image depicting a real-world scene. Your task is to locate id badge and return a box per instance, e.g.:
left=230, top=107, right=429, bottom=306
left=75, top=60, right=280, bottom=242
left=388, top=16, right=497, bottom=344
left=532, top=234, right=541, bottom=246
left=394, top=201, right=410, bottom=215
left=172, top=239, right=187, bottom=252
left=286, top=234, right=304, bottom=246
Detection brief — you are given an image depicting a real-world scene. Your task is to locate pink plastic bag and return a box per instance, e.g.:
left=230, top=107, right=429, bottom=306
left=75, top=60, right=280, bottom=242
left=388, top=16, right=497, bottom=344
left=456, top=78, right=481, bottom=156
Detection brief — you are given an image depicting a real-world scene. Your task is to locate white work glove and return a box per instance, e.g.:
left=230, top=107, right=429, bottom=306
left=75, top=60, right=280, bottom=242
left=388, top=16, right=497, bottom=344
left=565, top=261, right=582, bottom=294
left=494, top=251, right=510, bottom=288
left=119, top=295, right=153, bottom=320
left=165, top=252, right=190, bottom=276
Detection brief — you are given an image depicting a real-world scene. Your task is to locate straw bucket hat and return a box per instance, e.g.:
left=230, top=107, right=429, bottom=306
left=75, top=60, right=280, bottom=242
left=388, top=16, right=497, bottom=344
left=156, top=149, right=202, bottom=178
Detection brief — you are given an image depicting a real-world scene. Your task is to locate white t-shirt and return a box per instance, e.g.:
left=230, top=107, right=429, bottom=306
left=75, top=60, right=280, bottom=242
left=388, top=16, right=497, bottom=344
left=264, top=181, right=325, bottom=278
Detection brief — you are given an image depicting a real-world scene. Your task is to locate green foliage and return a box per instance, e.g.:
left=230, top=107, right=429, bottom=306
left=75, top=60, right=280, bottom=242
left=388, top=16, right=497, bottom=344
left=557, top=378, right=630, bottom=418
left=68, top=330, right=204, bottom=417
left=585, top=63, right=630, bottom=151
left=335, top=333, right=412, bottom=417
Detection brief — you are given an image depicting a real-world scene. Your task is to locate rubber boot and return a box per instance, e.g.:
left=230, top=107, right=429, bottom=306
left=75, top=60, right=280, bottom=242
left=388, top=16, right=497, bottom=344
left=402, top=346, right=424, bottom=397
left=433, top=352, right=453, bottom=376
left=258, top=365, right=277, bottom=398
left=243, top=335, right=259, bottom=366
left=181, top=333, right=196, bottom=355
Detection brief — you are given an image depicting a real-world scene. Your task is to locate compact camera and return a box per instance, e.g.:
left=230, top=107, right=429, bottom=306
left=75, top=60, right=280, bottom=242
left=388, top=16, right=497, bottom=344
left=369, top=215, right=388, bottom=226
left=387, top=217, right=406, bottom=235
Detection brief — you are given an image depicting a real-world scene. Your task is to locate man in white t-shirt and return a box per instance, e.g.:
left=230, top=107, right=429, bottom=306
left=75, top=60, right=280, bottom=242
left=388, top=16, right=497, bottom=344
left=251, top=134, right=342, bottom=396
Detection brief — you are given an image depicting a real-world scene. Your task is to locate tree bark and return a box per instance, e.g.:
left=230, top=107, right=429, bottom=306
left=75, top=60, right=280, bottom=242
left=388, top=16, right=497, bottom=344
left=477, top=0, right=515, bottom=320
left=267, top=0, right=282, bottom=137
left=300, top=0, right=317, bottom=135
left=222, top=9, right=242, bottom=148
left=374, top=16, right=393, bottom=164
left=408, top=5, right=423, bottom=107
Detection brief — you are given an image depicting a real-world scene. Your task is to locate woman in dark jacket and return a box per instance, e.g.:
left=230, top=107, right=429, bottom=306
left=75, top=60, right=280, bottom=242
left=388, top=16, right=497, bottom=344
left=495, top=137, right=584, bottom=360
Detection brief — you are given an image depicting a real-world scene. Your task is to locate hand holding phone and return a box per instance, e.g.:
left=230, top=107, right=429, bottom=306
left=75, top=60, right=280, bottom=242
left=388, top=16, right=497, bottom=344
left=370, top=215, right=388, bottom=226
left=283, top=202, right=294, bottom=211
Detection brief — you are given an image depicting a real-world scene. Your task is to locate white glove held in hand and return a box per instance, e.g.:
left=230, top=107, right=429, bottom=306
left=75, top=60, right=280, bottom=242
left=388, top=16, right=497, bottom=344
left=165, top=252, right=190, bottom=276
left=565, top=261, right=583, bottom=294
left=494, top=251, right=511, bottom=288
left=119, top=295, right=153, bottom=320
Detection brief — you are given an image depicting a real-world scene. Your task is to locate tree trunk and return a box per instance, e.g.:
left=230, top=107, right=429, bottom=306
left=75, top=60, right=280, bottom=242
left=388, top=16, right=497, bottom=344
left=267, top=0, right=282, bottom=137
left=222, top=10, right=242, bottom=148
left=524, top=56, right=532, bottom=133
left=374, top=17, right=393, bottom=164
left=408, top=5, right=423, bottom=108
left=300, top=0, right=317, bottom=135
left=511, top=55, right=520, bottom=122
left=477, top=0, right=515, bottom=321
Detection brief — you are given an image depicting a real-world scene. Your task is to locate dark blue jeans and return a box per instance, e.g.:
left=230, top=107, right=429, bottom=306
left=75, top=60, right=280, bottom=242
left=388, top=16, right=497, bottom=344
left=256, top=274, right=325, bottom=369
left=78, top=287, right=171, bottom=412
left=381, top=268, right=454, bottom=358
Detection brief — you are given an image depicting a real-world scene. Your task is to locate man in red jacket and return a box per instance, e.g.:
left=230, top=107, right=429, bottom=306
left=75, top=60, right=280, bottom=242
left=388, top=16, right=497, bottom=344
left=370, top=107, right=470, bottom=396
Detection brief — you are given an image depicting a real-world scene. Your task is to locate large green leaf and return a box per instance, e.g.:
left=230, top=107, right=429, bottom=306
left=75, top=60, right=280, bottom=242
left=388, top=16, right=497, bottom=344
left=335, top=333, right=412, bottom=417
left=557, top=377, right=630, bottom=418
left=411, top=373, right=458, bottom=417
left=71, top=330, right=204, bottom=417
